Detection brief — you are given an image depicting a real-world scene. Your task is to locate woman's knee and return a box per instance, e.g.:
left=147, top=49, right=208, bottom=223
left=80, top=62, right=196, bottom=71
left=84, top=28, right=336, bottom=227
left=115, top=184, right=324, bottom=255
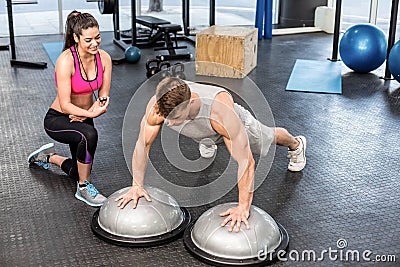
left=78, top=128, right=98, bottom=162
left=84, top=127, right=98, bottom=146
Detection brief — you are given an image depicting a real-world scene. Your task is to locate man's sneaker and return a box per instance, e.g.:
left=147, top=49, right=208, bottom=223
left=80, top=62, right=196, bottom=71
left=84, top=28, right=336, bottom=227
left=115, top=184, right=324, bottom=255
left=199, top=144, right=218, bottom=158
left=199, top=138, right=217, bottom=158
left=27, top=143, right=55, bottom=170
left=287, top=136, right=307, bottom=172
left=75, top=180, right=107, bottom=207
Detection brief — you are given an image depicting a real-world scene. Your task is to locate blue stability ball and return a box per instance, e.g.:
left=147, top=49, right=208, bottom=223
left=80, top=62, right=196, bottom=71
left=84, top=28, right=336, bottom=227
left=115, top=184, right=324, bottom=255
left=339, top=24, right=387, bottom=73
left=125, top=46, right=141, bottom=63
left=388, top=40, right=400, bottom=82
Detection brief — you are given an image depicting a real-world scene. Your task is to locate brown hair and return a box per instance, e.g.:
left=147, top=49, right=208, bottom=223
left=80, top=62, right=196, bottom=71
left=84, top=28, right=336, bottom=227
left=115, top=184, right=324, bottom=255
left=63, top=10, right=99, bottom=50
left=155, top=77, right=191, bottom=118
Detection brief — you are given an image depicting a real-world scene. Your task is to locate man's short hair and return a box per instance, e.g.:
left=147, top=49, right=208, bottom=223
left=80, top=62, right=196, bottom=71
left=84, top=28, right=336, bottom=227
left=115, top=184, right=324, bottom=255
left=155, top=77, right=191, bottom=118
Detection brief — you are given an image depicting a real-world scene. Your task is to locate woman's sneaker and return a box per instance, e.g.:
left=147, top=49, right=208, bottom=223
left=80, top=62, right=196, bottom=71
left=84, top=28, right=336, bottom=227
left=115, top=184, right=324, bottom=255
left=27, top=143, right=55, bottom=170
left=75, top=180, right=107, bottom=207
left=287, top=136, right=307, bottom=172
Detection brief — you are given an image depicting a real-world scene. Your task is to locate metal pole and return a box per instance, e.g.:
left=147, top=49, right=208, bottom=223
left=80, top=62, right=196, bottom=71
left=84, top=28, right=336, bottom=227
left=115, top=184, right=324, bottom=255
left=209, top=0, right=215, bottom=26
left=58, top=0, right=63, bottom=34
left=113, top=0, right=120, bottom=40
left=131, top=0, right=137, bottom=46
left=137, top=0, right=141, bottom=16
left=5, top=0, right=47, bottom=68
left=330, top=0, right=342, bottom=61
left=264, top=0, right=273, bottom=39
left=6, top=0, right=16, bottom=60
left=369, top=0, right=378, bottom=24
left=384, top=0, right=399, bottom=79
left=182, top=0, right=190, bottom=35
left=272, top=0, right=279, bottom=24
left=255, top=0, right=263, bottom=39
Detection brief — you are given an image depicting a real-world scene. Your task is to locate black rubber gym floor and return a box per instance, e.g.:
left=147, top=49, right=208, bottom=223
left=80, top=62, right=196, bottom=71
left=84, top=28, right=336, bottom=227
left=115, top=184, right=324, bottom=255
left=0, top=31, right=399, bottom=267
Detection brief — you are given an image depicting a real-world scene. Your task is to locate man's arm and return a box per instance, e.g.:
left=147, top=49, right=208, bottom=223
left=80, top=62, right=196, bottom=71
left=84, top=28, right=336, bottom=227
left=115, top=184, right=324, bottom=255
left=116, top=96, right=163, bottom=208
left=210, top=92, right=255, bottom=232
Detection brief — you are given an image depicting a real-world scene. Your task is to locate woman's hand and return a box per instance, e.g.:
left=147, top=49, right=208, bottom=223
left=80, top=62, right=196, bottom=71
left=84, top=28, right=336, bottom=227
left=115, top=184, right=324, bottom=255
left=69, top=115, right=87, bottom=122
left=90, top=96, right=110, bottom=118
left=69, top=97, right=110, bottom=121
left=220, top=205, right=250, bottom=232
left=115, top=185, right=152, bottom=209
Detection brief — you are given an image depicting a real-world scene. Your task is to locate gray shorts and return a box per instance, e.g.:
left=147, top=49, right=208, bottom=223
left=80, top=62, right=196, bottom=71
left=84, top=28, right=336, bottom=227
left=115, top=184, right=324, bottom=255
left=234, top=103, right=274, bottom=156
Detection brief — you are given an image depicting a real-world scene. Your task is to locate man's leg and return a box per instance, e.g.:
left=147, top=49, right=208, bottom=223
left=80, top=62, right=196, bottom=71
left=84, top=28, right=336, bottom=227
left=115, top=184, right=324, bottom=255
left=233, top=103, right=274, bottom=156
left=274, top=128, right=299, bottom=149
left=275, top=128, right=306, bottom=172
left=233, top=103, right=306, bottom=171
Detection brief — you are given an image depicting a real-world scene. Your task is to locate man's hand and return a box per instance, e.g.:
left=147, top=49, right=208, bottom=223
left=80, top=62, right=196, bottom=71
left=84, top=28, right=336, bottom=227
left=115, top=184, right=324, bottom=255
left=220, top=205, right=250, bottom=232
left=115, top=185, right=151, bottom=208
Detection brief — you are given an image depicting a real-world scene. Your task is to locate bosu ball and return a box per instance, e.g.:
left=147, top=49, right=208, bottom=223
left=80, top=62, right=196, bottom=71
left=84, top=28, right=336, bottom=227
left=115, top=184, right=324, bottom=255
left=91, top=186, right=191, bottom=247
left=184, top=203, right=289, bottom=266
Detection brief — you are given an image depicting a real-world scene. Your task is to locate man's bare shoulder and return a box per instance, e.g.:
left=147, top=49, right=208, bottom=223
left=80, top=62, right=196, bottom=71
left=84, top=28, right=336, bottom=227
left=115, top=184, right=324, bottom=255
left=145, top=96, right=164, bottom=126
left=212, top=91, right=234, bottom=118
left=210, top=91, right=236, bottom=136
left=214, top=90, right=233, bottom=102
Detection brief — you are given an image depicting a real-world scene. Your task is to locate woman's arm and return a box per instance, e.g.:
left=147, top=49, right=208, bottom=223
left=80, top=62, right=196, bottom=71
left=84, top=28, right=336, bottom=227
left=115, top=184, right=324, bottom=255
left=98, top=49, right=112, bottom=101
left=56, top=50, right=108, bottom=118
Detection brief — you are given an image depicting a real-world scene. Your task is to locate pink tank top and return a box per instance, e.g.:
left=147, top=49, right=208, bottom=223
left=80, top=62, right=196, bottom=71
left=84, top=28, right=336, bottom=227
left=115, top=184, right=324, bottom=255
left=55, top=46, right=103, bottom=95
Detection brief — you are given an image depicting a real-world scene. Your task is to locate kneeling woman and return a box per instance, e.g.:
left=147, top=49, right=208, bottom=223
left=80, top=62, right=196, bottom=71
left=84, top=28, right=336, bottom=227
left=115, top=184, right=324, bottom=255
left=28, top=11, right=112, bottom=207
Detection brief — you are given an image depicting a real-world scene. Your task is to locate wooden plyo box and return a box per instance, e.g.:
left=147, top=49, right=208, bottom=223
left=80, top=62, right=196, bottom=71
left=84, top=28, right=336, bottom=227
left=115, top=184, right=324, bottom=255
left=195, top=26, right=258, bottom=78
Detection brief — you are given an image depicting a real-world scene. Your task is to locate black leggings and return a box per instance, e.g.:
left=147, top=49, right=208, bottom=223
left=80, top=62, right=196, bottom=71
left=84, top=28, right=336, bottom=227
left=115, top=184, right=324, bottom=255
left=44, top=108, right=98, bottom=180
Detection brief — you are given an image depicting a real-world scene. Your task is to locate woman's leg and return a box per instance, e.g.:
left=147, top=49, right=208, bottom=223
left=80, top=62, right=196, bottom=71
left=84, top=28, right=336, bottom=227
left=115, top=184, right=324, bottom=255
left=69, top=118, right=98, bottom=185
left=44, top=109, right=97, bottom=177
left=77, top=162, right=92, bottom=185
left=48, top=143, right=78, bottom=180
left=42, top=110, right=78, bottom=178
left=63, top=123, right=105, bottom=207
left=45, top=120, right=98, bottom=181
left=49, top=154, right=69, bottom=167
left=42, top=109, right=106, bottom=206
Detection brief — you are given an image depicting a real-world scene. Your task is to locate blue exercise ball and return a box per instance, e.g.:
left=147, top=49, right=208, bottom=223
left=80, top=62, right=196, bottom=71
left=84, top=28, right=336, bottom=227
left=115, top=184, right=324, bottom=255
left=339, top=24, right=387, bottom=73
left=388, top=40, right=400, bottom=82
left=125, top=46, right=141, bottom=63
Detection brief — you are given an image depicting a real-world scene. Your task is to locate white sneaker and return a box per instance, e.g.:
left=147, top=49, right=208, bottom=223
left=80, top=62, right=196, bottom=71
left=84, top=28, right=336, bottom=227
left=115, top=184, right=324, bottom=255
left=199, top=138, right=217, bottom=158
left=287, top=136, right=307, bottom=172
